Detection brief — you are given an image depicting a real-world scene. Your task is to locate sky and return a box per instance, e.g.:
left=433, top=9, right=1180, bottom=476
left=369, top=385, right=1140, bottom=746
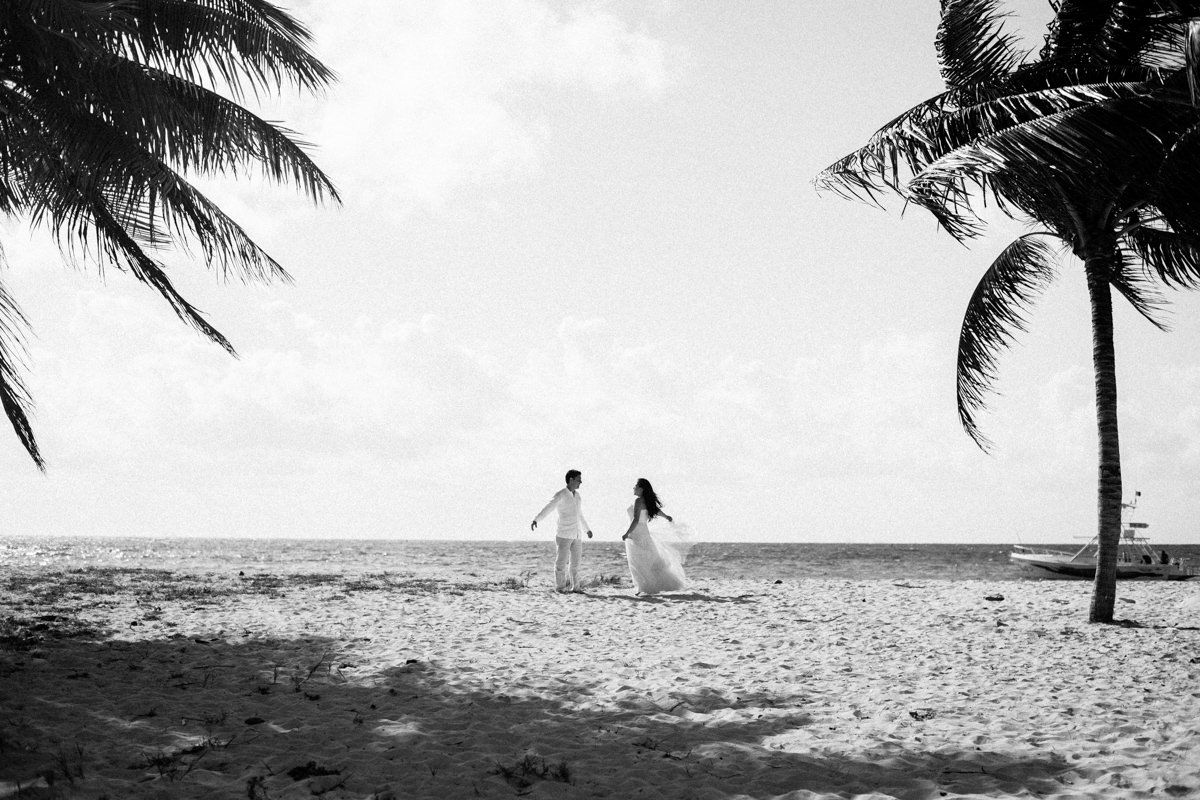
left=3, top=0, right=1200, bottom=544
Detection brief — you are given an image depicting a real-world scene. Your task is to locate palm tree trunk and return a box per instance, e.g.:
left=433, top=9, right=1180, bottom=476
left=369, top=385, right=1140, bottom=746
left=1084, top=256, right=1122, bottom=624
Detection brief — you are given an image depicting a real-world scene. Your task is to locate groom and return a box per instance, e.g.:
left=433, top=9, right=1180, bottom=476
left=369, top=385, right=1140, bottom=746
left=531, top=469, right=593, bottom=593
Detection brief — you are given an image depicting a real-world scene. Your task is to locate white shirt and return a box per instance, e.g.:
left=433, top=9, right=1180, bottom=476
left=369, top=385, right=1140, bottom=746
left=534, top=488, right=591, bottom=540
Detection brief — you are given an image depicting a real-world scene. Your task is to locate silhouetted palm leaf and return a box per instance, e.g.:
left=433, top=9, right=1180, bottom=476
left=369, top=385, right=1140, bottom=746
left=937, top=0, right=1025, bottom=89
left=1127, top=225, right=1200, bottom=287
left=956, top=235, right=1059, bottom=449
left=0, top=273, right=40, bottom=469
left=0, top=0, right=339, bottom=468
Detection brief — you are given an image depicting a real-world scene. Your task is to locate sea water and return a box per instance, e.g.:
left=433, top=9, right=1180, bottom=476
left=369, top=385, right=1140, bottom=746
left=5, top=536, right=1200, bottom=583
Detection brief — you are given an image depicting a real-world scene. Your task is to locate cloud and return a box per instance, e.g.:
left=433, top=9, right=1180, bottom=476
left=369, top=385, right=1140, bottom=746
left=14, top=289, right=797, bottom=498
left=285, top=0, right=674, bottom=211
left=14, top=284, right=1194, bottom=541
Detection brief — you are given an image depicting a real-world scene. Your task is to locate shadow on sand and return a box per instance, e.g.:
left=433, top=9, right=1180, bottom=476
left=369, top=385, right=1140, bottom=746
left=0, top=612, right=1080, bottom=800
left=588, top=590, right=758, bottom=604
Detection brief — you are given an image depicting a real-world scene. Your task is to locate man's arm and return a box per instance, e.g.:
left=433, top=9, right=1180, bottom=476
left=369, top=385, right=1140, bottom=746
left=578, top=495, right=593, bottom=539
left=531, top=490, right=561, bottom=531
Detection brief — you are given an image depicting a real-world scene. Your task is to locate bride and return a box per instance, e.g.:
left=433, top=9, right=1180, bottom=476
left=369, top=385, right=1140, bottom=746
left=620, top=478, right=694, bottom=595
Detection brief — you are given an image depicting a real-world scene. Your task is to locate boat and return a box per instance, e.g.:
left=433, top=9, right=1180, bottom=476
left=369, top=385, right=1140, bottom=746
left=1010, top=493, right=1200, bottom=580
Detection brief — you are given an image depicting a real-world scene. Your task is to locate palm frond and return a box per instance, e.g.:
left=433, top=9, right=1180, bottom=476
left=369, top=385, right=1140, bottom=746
left=1009, top=62, right=1170, bottom=90
left=817, top=79, right=1162, bottom=210
left=14, top=47, right=338, bottom=205
left=943, top=79, right=1157, bottom=143
left=1133, top=17, right=1192, bottom=70
left=0, top=100, right=27, bottom=217
left=87, top=196, right=237, bottom=353
left=1042, top=1, right=1200, bottom=69
left=0, top=0, right=336, bottom=468
left=908, top=92, right=1182, bottom=242
left=814, top=94, right=953, bottom=201
left=1110, top=244, right=1170, bottom=327
left=906, top=160, right=1001, bottom=241
left=11, top=147, right=236, bottom=351
left=0, top=269, right=44, bottom=470
left=957, top=234, right=1060, bottom=450
left=1163, top=0, right=1200, bottom=16
left=3, top=0, right=126, bottom=52
left=1187, top=18, right=1200, bottom=103
left=101, top=0, right=335, bottom=99
left=1125, top=223, right=1200, bottom=286
left=937, top=0, right=1026, bottom=89
left=11, top=97, right=298, bottom=285
left=1156, top=120, right=1200, bottom=238
left=1042, top=2, right=1123, bottom=62
left=1097, top=1, right=1174, bottom=65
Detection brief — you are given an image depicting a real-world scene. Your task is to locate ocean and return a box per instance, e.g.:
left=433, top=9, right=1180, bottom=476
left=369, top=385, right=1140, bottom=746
left=5, top=536, right=1200, bottom=584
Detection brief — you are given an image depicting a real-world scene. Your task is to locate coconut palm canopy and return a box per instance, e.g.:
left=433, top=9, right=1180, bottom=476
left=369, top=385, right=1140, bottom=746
left=816, top=0, right=1200, bottom=622
left=0, top=0, right=339, bottom=468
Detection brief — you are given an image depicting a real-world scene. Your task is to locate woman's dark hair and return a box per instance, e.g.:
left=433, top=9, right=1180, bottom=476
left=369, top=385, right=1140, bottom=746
left=637, top=478, right=664, bottom=519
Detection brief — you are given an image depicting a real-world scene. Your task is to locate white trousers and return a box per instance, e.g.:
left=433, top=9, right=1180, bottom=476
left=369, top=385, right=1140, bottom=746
left=554, top=537, right=582, bottom=591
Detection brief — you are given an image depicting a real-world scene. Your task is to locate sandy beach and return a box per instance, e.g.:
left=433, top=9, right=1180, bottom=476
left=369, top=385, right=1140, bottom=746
left=2, top=568, right=1199, bottom=799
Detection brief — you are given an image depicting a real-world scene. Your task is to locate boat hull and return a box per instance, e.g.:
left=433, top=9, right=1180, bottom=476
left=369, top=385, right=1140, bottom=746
left=1010, top=551, right=1195, bottom=580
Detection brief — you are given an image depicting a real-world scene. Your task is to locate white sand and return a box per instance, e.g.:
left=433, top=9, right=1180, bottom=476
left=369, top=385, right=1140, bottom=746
left=2, top=570, right=1199, bottom=799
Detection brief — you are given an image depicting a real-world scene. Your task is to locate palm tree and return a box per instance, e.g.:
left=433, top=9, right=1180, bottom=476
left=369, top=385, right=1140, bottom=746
left=0, top=0, right=339, bottom=469
left=816, top=0, right=1200, bottom=623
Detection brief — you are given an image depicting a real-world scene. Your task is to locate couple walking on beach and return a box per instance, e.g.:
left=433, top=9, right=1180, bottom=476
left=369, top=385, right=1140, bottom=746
left=531, top=470, right=694, bottom=595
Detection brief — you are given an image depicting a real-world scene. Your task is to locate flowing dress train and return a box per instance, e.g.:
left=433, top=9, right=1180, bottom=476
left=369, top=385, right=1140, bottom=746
left=624, top=505, right=695, bottom=595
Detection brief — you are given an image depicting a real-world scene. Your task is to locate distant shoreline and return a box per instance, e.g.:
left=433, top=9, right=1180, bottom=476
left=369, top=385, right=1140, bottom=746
left=7, top=537, right=1200, bottom=585
left=7, top=533, right=1200, bottom=545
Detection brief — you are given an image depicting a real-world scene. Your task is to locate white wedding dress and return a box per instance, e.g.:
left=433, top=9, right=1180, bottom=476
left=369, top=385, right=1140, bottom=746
left=624, top=505, right=695, bottom=595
